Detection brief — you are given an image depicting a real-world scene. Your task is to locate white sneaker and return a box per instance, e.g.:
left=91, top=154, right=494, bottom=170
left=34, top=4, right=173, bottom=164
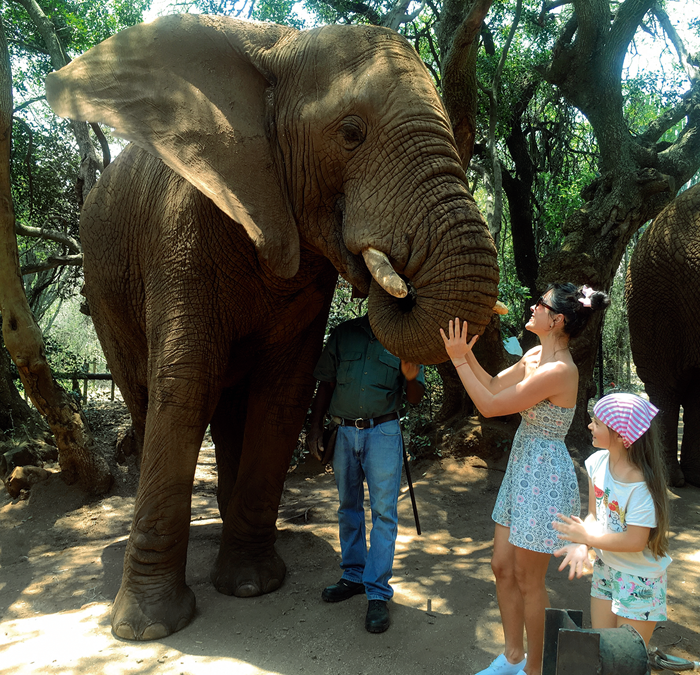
left=475, top=654, right=527, bottom=675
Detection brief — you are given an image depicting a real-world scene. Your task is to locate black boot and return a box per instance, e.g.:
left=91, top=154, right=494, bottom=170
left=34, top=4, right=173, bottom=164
left=321, top=579, right=365, bottom=603
left=365, top=600, right=390, bottom=633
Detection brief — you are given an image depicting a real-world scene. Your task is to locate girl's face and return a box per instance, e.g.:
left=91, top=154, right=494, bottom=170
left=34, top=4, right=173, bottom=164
left=588, top=415, right=612, bottom=449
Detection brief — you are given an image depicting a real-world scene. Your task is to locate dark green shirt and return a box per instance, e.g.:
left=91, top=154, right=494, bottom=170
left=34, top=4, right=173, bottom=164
left=313, top=315, right=425, bottom=420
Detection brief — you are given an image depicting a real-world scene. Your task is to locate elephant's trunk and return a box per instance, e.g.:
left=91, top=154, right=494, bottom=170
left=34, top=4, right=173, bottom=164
left=365, top=202, right=499, bottom=366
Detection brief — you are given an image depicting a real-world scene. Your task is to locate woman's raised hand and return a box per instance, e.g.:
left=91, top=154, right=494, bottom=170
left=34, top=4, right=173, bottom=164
left=439, top=317, right=478, bottom=363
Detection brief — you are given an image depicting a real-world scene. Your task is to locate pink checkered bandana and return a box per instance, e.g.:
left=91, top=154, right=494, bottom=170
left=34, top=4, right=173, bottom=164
left=593, top=393, right=659, bottom=448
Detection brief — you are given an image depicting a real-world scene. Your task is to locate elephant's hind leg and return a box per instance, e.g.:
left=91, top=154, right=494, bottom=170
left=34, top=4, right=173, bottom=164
left=211, top=308, right=331, bottom=598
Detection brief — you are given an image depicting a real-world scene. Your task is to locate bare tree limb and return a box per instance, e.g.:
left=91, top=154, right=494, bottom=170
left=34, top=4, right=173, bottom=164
left=90, top=122, right=110, bottom=169
left=639, top=88, right=699, bottom=145
left=381, top=0, right=425, bottom=31
left=15, top=221, right=82, bottom=253
left=652, top=2, right=700, bottom=85
left=608, top=0, right=657, bottom=77
left=14, top=95, right=45, bottom=112
left=21, top=253, right=83, bottom=275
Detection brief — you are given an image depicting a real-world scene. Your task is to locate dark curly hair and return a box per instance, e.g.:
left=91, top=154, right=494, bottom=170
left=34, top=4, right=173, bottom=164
left=543, top=282, right=610, bottom=339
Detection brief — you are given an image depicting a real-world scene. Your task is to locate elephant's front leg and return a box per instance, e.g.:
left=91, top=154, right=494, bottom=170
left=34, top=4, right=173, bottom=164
left=211, top=323, right=327, bottom=597
left=111, top=395, right=211, bottom=640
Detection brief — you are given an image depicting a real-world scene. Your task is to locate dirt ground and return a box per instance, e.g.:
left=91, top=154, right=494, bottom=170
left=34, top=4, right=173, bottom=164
left=1, top=400, right=698, bottom=675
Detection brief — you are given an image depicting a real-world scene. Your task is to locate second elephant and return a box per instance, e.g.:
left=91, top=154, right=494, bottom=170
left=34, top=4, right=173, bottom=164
left=626, top=182, right=700, bottom=487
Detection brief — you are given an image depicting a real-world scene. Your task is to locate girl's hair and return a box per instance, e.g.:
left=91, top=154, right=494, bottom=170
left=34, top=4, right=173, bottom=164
left=624, top=418, right=670, bottom=558
left=544, top=283, right=610, bottom=338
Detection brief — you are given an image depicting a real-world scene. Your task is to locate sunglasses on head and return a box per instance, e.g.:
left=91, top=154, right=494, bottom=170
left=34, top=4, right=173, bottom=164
left=536, top=296, right=557, bottom=313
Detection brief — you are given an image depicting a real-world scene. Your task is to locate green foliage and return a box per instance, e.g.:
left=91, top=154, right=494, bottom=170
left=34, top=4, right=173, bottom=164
left=5, top=0, right=150, bottom=324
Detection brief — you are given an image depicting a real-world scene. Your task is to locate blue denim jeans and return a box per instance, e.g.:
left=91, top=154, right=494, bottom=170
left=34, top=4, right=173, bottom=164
left=332, top=418, right=403, bottom=601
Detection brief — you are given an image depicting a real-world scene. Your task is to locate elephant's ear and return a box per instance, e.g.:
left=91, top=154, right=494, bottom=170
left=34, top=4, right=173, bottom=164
left=46, top=14, right=300, bottom=279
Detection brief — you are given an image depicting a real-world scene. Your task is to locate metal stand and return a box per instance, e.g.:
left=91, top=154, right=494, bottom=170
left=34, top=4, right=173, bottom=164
left=543, top=608, right=650, bottom=675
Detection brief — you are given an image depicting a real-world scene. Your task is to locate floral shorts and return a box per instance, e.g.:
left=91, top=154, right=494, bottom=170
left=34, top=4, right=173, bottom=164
left=591, top=557, right=667, bottom=622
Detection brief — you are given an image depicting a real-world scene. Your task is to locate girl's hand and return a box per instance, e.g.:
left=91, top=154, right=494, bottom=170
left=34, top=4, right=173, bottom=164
left=552, top=513, right=589, bottom=545
left=439, top=318, right=478, bottom=364
left=553, top=544, right=591, bottom=580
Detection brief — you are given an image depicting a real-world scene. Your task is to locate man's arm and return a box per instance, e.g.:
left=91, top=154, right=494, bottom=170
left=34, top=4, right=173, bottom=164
left=401, top=361, right=425, bottom=405
left=306, top=380, right=336, bottom=460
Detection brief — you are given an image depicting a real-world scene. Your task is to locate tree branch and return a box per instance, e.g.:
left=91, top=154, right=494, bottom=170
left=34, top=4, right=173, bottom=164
left=15, top=221, right=82, bottom=254
left=90, top=122, right=110, bottom=169
left=7, top=37, right=49, bottom=56
left=652, top=2, right=700, bottom=85
left=21, top=254, right=83, bottom=276
left=639, top=88, right=699, bottom=145
left=14, top=95, right=45, bottom=112
left=607, top=0, right=656, bottom=77
left=381, top=0, right=425, bottom=31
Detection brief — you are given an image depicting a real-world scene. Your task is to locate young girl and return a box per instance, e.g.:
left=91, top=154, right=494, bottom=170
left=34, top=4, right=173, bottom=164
left=441, top=283, right=609, bottom=675
left=553, top=392, right=671, bottom=645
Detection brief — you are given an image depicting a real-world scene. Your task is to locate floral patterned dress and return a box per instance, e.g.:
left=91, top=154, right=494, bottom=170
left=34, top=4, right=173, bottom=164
left=492, top=400, right=580, bottom=554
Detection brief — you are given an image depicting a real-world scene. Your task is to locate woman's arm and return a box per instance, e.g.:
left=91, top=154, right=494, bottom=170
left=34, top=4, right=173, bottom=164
left=441, top=318, right=574, bottom=417
left=459, top=340, right=531, bottom=394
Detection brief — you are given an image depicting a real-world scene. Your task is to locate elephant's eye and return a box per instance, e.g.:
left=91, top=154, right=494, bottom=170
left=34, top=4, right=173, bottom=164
left=338, top=117, right=366, bottom=151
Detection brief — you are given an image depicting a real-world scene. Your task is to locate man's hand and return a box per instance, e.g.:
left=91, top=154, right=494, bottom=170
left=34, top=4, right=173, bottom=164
left=400, top=360, right=421, bottom=381
left=306, top=425, right=324, bottom=461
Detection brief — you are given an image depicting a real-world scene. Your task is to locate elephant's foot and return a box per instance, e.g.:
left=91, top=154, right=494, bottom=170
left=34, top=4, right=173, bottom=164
left=211, top=546, right=286, bottom=597
left=111, top=581, right=195, bottom=640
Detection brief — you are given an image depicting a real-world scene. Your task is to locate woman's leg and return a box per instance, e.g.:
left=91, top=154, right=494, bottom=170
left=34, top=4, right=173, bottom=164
left=491, top=524, right=526, bottom=664
left=513, top=546, right=551, bottom=675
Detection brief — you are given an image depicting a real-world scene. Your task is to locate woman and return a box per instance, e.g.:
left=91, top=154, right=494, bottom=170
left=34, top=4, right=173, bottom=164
left=440, top=283, right=609, bottom=675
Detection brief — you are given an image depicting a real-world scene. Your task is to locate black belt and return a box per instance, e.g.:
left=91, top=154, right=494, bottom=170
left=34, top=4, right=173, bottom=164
left=339, top=412, right=399, bottom=429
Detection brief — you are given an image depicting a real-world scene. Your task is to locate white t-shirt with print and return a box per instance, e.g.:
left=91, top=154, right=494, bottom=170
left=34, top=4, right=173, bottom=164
left=585, top=450, right=671, bottom=578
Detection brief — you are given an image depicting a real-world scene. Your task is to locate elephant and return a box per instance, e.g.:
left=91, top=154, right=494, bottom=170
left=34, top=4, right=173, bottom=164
left=45, top=14, right=500, bottom=640
left=626, top=182, right=700, bottom=488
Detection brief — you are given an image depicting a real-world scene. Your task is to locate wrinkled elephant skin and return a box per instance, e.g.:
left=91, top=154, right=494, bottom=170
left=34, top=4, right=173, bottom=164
left=45, top=15, right=499, bottom=639
left=626, top=183, right=700, bottom=487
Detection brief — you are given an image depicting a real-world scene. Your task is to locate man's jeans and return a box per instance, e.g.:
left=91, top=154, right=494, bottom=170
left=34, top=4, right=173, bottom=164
left=332, top=418, right=403, bottom=601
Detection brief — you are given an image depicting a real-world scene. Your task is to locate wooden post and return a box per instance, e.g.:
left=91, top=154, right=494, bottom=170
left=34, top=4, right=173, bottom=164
left=110, top=378, right=115, bottom=401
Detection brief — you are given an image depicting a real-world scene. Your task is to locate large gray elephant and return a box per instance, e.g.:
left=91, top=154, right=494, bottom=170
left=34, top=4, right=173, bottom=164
left=626, top=182, right=700, bottom=488
left=45, top=15, right=499, bottom=640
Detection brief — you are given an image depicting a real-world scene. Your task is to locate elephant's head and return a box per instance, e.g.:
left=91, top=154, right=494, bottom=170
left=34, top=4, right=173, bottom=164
left=45, top=15, right=499, bottom=364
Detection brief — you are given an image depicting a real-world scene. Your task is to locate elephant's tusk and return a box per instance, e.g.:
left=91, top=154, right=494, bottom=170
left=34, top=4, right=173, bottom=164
left=362, top=248, right=408, bottom=298
left=493, top=301, right=508, bottom=315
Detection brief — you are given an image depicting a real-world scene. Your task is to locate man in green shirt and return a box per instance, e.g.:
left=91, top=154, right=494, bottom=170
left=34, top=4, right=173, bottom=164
left=307, top=314, right=424, bottom=633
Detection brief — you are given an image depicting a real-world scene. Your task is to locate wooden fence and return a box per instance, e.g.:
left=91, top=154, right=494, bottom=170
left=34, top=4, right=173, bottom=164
left=52, top=372, right=116, bottom=403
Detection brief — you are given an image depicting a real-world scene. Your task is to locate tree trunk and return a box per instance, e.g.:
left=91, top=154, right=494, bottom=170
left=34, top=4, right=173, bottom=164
left=0, top=15, right=112, bottom=494
left=0, top=335, right=41, bottom=435
left=438, top=0, right=493, bottom=168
